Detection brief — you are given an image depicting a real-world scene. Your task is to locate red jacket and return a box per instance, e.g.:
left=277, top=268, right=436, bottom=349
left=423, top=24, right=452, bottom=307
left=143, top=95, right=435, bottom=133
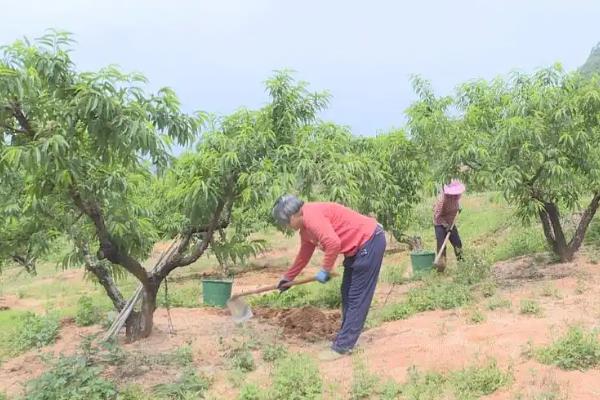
left=284, top=202, right=377, bottom=280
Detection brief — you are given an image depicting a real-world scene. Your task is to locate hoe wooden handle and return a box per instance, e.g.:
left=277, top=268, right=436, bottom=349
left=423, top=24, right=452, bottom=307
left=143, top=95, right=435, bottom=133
left=230, top=273, right=338, bottom=299
left=433, top=212, right=460, bottom=265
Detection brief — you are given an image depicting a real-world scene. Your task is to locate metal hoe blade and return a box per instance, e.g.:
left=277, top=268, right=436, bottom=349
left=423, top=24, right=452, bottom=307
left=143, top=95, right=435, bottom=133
left=227, top=296, right=253, bottom=323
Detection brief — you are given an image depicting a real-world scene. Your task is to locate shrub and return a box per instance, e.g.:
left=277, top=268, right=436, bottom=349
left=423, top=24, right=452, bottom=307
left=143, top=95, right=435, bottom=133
left=468, top=309, right=486, bottom=324
left=487, top=296, right=511, bottom=311
left=535, top=326, right=600, bottom=370
left=449, top=360, right=512, bottom=399
left=406, top=278, right=471, bottom=312
left=226, top=343, right=255, bottom=373
left=271, top=353, right=322, bottom=400
left=401, top=360, right=511, bottom=400
left=238, top=384, right=263, bottom=400
left=480, top=281, right=496, bottom=298
left=152, top=368, right=211, bottom=399
left=12, top=312, right=60, bottom=353
left=76, top=295, right=101, bottom=327
left=519, top=299, right=542, bottom=316
left=262, top=343, right=288, bottom=362
left=377, top=380, right=402, bottom=400
left=117, top=385, right=152, bottom=400
left=24, top=355, right=116, bottom=400
left=453, top=254, right=491, bottom=286
left=401, top=367, right=447, bottom=400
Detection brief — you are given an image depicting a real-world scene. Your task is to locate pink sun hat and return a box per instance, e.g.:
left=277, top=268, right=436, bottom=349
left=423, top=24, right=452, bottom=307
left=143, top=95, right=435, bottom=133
left=443, top=179, right=466, bottom=195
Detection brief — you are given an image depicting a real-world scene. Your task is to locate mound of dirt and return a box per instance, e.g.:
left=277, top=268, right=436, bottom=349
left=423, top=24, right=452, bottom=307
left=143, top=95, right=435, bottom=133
left=254, top=306, right=341, bottom=342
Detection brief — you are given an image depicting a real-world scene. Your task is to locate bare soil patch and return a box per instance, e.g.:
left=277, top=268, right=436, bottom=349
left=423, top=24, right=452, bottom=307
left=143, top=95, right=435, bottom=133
left=254, top=306, right=341, bottom=342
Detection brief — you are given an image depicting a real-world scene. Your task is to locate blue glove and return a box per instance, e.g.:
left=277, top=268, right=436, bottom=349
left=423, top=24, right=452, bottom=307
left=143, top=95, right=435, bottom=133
left=315, top=268, right=330, bottom=283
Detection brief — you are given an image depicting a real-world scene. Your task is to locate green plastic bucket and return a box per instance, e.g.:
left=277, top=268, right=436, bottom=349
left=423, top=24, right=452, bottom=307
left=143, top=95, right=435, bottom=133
left=410, top=251, right=436, bottom=274
left=202, top=279, right=233, bottom=307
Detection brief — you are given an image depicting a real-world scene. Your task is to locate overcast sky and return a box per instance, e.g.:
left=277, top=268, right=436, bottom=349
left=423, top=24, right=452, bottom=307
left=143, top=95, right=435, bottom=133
left=1, top=0, right=599, bottom=136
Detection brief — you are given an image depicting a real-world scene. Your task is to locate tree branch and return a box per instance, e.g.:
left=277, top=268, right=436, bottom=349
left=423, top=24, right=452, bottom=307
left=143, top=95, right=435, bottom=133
left=569, top=192, right=600, bottom=252
left=80, top=244, right=126, bottom=311
left=10, top=102, right=35, bottom=138
left=70, top=188, right=150, bottom=286
left=538, top=209, right=558, bottom=254
left=0, top=124, right=28, bottom=135
left=157, top=179, right=236, bottom=279
left=544, top=201, right=570, bottom=259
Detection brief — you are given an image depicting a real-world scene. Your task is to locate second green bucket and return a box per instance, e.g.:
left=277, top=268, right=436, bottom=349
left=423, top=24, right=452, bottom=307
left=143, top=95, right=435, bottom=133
left=410, top=250, right=436, bottom=275
left=202, top=279, right=233, bottom=307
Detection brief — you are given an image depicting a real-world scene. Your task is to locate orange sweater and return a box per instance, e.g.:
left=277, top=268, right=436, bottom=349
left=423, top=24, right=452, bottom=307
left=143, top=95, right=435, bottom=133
left=284, top=202, right=378, bottom=280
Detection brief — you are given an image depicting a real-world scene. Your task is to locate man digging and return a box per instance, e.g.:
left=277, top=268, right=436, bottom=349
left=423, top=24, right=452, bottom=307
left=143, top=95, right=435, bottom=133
left=271, top=195, right=386, bottom=360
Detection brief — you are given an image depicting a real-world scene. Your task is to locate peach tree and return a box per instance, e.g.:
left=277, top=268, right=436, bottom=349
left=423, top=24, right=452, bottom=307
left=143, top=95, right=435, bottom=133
left=409, top=65, right=600, bottom=262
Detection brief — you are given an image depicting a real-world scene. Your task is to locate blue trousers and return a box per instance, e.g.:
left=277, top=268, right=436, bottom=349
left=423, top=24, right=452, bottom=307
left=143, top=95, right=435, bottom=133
left=332, top=225, right=386, bottom=353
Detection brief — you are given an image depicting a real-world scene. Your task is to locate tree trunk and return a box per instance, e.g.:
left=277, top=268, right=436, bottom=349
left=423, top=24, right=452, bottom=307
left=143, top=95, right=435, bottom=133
left=12, top=255, right=37, bottom=276
left=81, top=244, right=127, bottom=311
left=538, top=209, right=558, bottom=254
left=539, top=202, right=573, bottom=262
left=537, top=196, right=600, bottom=263
left=568, top=192, right=600, bottom=254
left=125, top=282, right=159, bottom=341
left=85, top=263, right=126, bottom=311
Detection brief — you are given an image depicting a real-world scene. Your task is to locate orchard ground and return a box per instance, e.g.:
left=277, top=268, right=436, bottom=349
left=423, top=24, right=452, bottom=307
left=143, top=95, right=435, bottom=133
left=1, top=193, right=600, bottom=399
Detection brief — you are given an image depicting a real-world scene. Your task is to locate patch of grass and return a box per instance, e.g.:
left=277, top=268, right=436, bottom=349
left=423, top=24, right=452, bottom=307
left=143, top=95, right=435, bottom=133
left=377, top=380, right=402, bottom=400
left=487, top=296, right=511, bottom=311
left=152, top=368, right=211, bottom=399
left=262, top=343, right=288, bottom=362
left=452, top=254, right=491, bottom=286
left=540, top=284, right=562, bottom=299
left=249, top=277, right=341, bottom=309
left=171, top=344, right=194, bottom=367
left=401, top=367, right=447, bottom=400
left=11, top=311, right=60, bottom=353
left=270, top=353, right=322, bottom=400
left=535, top=326, right=600, bottom=370
left=350, top=355, right=379, bottom=400
left=450, top=360, right=512, bottom=399
left=519, top=374, right=569, bottom=400
left=24, top=354, right=117, bottom=400
left=468, top=308, right=486, bottom=324
left=377, top=274, right=472, bottom=323
left=75, top=295, right=102, bottom=326
left=237, top=383, right=263, bottom=400
left=492, top=225, right=547, bottom=262
left=575, top=275, right=587, bottom=295
left=401, top=360, right=512, bottom=400
left=0, top=309, right=28, bottom=361
left=520, top=299, right=542, bottom=316
left=118, top=384, right=152, bottom=400
left=480, top=281, right=496, bottom=298
left=380, top=302, right=415, bottom=322
left=157, top=283, right=200, bottom=308
left=225, top=342, right=256, bottom=373
left=405, top=277, right=471, bottom=312
left=381, top=264, right=408, bottom=284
